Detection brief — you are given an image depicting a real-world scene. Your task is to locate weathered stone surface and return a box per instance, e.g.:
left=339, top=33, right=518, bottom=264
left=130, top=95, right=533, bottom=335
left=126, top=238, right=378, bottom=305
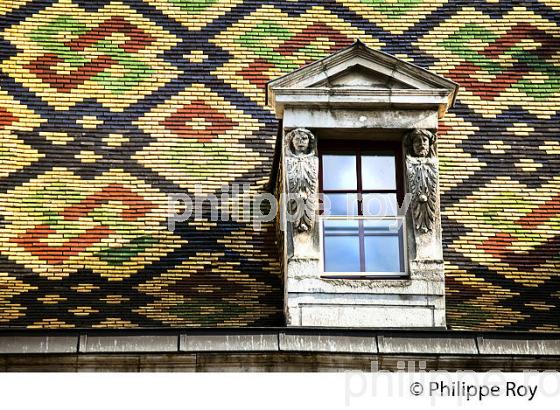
left=378, top=336, right=477, bottom=354
left=76, top=354, right=141, bottom=372
left=1, top=352, right=558, bottom=372
left=283, top=108, right=438, bottom=129
left=4, top=355, right=79, bottom=372
left=0, top=330, right=558, bottom=371
left=195, top=352, right=376, bottom=372
left=268, top=42, right=458, bottom=117
left=0, top=336, right=78, bottom=354
left=181, top=333, right=278, bottom=352
left=478, top=338, right=560, bottom=355
left=80, top=335, right=178, bottom=353
left=138, top=354, right=197, bottom=372
left=300, top=305, right=435, bottom=328
left=280, top=332, right=377, bottom=353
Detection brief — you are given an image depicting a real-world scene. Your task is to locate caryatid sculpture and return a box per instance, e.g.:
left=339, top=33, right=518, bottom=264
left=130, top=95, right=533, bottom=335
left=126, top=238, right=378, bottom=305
left=285, top=128, right=318, bottom=233
left=405, top=129, right=438, bottom=233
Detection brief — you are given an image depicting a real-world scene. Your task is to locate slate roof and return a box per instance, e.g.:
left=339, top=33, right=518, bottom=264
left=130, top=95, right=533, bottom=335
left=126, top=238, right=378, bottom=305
left=0, top=0, right=558, bottom=330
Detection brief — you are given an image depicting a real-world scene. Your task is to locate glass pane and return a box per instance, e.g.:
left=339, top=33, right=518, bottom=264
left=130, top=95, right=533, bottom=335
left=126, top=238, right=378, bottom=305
left=324, top=235, right=360, bottom=272
left=364, top=235, right=403, bottom=273
left=322, top=193, right=358, bottom=216
left=363, top=218, right=403, bottom=233
left=323, top=219, right=360, bottom=272
left=323, top=219, right=359, bottom=235
left=361, top=155, right=396, bottom=190
left=362, top=193, right=398, bottom=217
left=322, top=154, right=357, bottom=190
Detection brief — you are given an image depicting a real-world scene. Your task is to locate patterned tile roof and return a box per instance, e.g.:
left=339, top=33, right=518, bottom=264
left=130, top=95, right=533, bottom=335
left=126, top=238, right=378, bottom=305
left=0, top=0, right=558, bottom=330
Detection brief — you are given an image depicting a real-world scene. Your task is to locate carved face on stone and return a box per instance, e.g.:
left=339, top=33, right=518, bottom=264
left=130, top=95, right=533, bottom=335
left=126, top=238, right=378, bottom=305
left=287, top=128, right=315, bottom=156
left=406, top=129, right=434, bottom=158
left=292, top=131, right=310, bottom=154
left=412, top=131, right=430, bottom=157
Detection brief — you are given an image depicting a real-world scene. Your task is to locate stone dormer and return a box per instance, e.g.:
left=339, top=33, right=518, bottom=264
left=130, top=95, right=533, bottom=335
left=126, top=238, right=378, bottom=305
left=268, top=41, right=458, bottom=328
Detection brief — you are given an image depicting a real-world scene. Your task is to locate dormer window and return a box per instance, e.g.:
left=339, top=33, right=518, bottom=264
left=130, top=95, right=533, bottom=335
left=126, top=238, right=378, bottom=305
left=318, top=139, right=406, bottom=277
left=268, top=41, right=458, bottom=328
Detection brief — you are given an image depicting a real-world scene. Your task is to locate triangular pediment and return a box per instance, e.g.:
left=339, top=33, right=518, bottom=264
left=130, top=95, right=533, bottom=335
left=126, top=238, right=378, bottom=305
left=267, top=40, right=458, bottom=118
left=310, top=65, right=414, bottom=90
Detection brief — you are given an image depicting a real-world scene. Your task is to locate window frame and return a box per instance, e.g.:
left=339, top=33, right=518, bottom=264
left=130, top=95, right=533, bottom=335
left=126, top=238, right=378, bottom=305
left=318, top=139, right=405, bottom=209
left=317, top=138, right=407, bottom=278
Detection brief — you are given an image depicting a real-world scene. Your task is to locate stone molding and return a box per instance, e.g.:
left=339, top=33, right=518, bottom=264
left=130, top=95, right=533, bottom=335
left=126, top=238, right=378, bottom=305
left=1, top=330, right=559, bottom=356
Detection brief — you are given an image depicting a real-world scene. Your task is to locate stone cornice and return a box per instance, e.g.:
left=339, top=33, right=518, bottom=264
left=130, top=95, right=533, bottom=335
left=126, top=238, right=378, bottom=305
left=0, top=329, right=559, bottom=355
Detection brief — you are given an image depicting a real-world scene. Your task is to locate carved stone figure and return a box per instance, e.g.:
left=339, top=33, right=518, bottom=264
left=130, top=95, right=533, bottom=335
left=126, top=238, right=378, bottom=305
left=285, top=128, right=318, bottom=233
left=405, top=129, right=438, bottom=233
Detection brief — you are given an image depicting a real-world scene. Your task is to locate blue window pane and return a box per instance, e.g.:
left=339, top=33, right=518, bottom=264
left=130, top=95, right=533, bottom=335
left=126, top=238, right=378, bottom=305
left=323, top=219, right=359, bottom=235
left=361, top=155, right=396, bottom=190
left=324, top=236, right=360, bottom=272
left=322, top=193, right=358, bottom=216
left=362, top=193, right=398, bottom=216
left=364, top=235, right=403, bottom=273
left=322, top=155, right=357, bottom=190
left=363, top=218, right=403, bottom=233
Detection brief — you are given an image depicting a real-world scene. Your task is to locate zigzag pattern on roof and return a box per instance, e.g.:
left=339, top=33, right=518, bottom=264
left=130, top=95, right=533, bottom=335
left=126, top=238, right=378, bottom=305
left=0, top=0, right=558, bottom=330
